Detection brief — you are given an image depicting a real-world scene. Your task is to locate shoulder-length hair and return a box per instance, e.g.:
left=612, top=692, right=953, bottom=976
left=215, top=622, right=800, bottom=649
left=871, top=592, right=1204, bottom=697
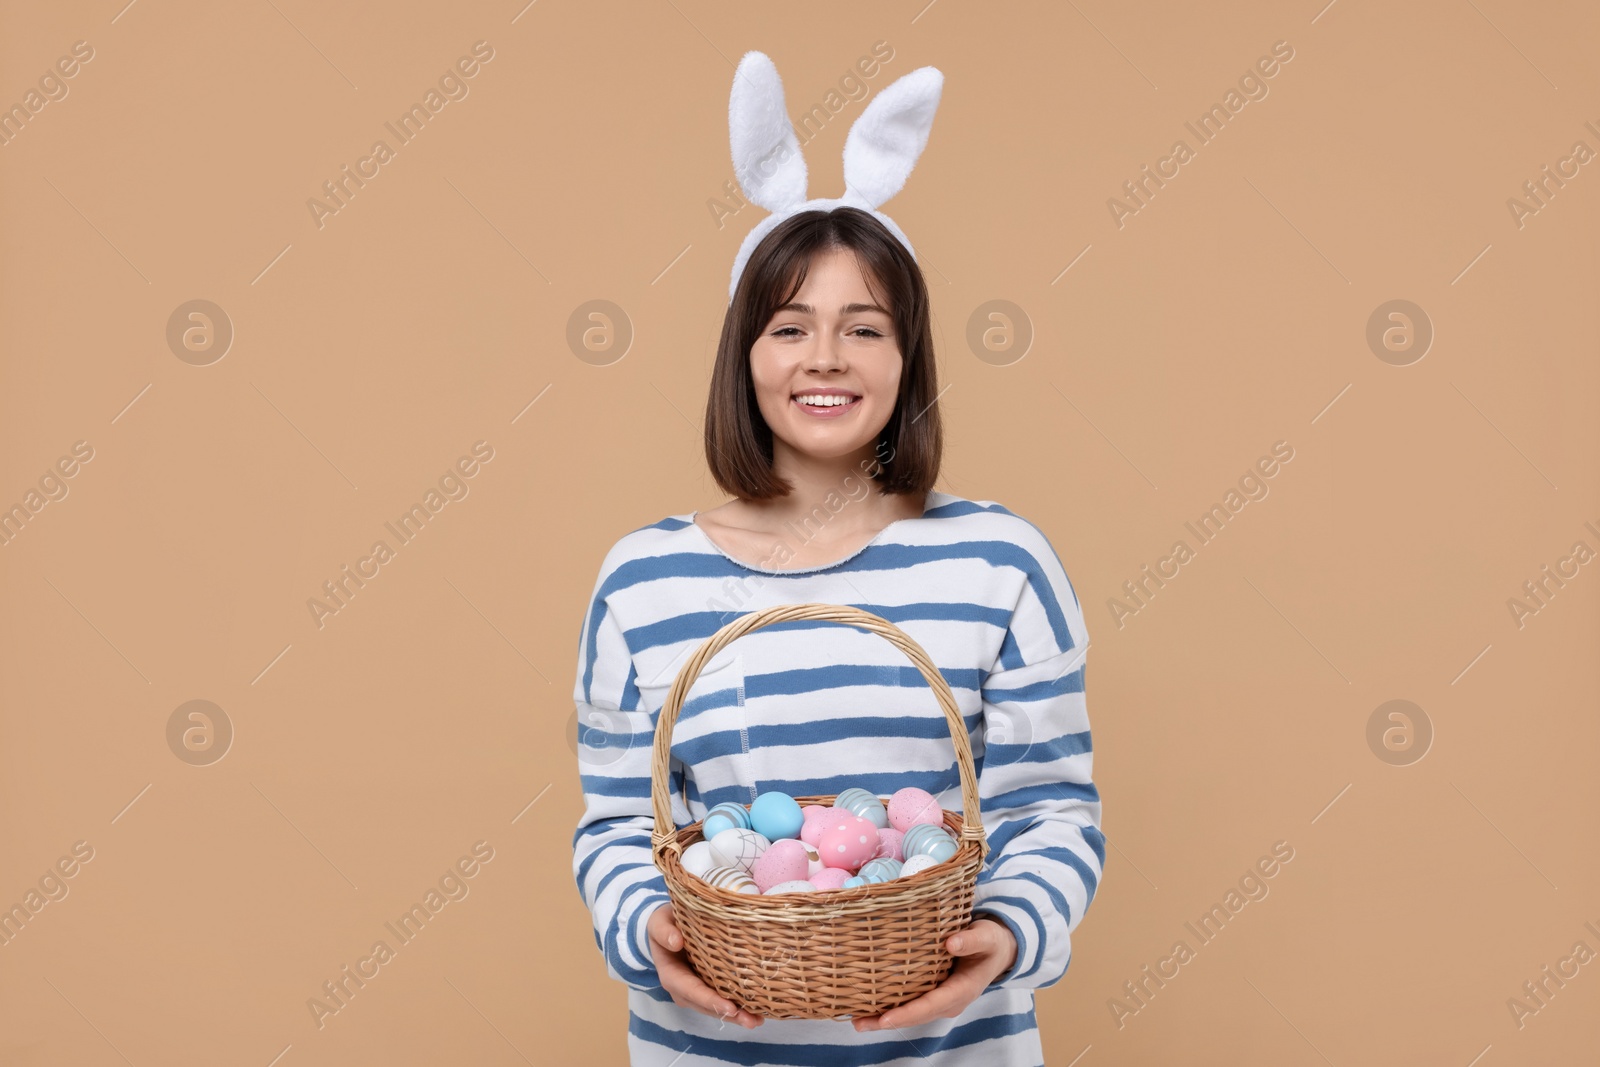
left=704, top=206, right=942, bottom=501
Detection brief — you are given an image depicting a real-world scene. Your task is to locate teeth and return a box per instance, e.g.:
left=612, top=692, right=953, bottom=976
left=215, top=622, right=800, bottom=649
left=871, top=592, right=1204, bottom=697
left=795, top=394, right=857, bottom=407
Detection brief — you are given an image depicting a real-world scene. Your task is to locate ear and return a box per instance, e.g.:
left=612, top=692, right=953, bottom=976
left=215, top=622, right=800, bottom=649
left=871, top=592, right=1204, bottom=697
left=729, top=51, right=808, bottom=213
left=841, top=66, right=944, bottom=209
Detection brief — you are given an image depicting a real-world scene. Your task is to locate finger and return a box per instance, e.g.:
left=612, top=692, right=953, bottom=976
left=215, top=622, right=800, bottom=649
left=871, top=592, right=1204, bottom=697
left=874, top=970, right=983, bottom=1030
left=649, top=909, right=683, bottom=953
left=946, top=924, right=998, bottom=956
left=657, top=950, right=763, bottom=1027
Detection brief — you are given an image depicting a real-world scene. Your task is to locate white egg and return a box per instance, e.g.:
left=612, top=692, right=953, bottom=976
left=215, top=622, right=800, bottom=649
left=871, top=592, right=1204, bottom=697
left=710, top=828, right=770, bottom=872
left=703, top=865, right=760, bottom=894
left=765, top=879, right=818, bottom=894
left=899, top=853, right=942, bottom=878
left=681, top=840, right=721, bottom=879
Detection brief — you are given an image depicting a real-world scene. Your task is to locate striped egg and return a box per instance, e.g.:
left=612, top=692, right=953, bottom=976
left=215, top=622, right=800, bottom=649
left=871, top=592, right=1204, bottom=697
left=842, top=875, right=868, bottom=888
left=701, top=802, right=751, bottom=838
left=701, top=865, right=759, bottom=894
left=902, top=823, right=958, bottom=863
left=899, top=853, right=942, bottom=878
left=833, top=787, right=890, bottom=829
left=709, top=828, right=770, bottom=872
left=857, top=857, right=903, bottom=883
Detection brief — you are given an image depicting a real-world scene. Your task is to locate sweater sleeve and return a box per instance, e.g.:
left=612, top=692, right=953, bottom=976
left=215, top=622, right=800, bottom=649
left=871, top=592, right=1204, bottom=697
left=968, top=522, right=1105, bottom=991
left=569, top=553, right=673, bottom=993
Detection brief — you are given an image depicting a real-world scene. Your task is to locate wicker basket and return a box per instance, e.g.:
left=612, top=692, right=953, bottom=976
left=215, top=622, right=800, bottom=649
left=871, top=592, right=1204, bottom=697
left=649, top=603, right=989, bottom=1020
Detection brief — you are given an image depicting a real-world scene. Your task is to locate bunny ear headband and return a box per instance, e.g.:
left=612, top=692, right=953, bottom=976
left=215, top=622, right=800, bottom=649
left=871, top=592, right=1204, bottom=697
left=726, top=51, right=945, bottom=304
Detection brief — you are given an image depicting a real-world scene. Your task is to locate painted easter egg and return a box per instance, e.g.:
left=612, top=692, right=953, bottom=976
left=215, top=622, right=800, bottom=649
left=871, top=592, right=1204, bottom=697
left=702, top=865, right=759, bottom=894
left=901, top=823, right=958, bottom=863
left=871, top=828, right=904, bottom=862
left=857, top=857, right=903, bottom=883
left=833, top=787, right=890, bottom=829
left=702, top=801, right=751, bottom=838
left=764, top=879, right=818, bottom=894
left=680, top=840, right=721, bottom=880
left=819, top=813, right=879, bottom=870
left=808, top=867, right=851, bottom=891
left=709, top=828, right=770, bottom=872
left=748, top=791, right=804, bottom=841
left=842, top=875, right=867, bottom=888
left=899, top=853, right=942, bottom=878
left=750, top=838, right=810, bottom=892
left=800, top=806, right=853, bottom=847
left=887, top=787, right=943, bottom=833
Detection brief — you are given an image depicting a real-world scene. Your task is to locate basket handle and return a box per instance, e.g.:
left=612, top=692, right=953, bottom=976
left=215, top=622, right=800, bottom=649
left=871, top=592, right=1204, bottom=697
left=648, top=603, right=986, bottom=856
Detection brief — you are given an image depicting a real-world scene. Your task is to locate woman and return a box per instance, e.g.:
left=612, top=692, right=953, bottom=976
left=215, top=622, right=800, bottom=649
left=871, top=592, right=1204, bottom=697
left=571, top=206, right=1104, bottom=1065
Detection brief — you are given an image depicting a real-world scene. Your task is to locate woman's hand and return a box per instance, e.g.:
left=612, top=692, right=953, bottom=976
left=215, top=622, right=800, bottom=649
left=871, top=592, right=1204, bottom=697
left=851, top=917, right=1017, bottom=1032
left=647, top=903, right=765, bottom=1028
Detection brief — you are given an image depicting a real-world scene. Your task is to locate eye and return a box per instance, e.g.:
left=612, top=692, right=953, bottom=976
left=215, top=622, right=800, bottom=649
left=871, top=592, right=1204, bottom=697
left=851, top=327, right=884, bottom=338
left=772, top=326, right=802, bottom=338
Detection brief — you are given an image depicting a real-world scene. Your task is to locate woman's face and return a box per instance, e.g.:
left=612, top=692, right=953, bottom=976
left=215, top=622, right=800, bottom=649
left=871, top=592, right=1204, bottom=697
left=748, top=246, right=901, bottom=465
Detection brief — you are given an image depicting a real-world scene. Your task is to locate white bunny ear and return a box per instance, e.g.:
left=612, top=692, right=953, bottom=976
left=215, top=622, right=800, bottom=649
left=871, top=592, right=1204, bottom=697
left=729, top=51, right=808, bottom=213
left=841, top=66, right=944, bottom=209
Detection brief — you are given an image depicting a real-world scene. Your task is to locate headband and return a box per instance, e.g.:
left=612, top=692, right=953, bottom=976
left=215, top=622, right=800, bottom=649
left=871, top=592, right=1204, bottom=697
left=726, top=51, right=945, bottom=304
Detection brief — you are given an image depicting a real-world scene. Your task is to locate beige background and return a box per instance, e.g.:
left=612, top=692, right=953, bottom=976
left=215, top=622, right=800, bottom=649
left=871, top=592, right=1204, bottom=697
left=1, top=0, right=1596, bottom=1064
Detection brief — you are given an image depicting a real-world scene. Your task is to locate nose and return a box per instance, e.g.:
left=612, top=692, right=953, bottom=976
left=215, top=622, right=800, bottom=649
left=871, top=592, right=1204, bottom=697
left=803, top=325, right=846, bottom=372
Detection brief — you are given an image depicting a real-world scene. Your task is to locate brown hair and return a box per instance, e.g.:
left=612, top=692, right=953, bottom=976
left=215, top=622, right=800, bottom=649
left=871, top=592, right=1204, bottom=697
left=704, top=207, right=943, bottom=501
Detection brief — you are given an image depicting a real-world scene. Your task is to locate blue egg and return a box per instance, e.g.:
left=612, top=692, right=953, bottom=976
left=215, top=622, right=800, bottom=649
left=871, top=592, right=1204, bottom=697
left=702, top=801, right=751, bottom=838
left=842, top=875, right=867, bottom=888
left=834, top=787, right=890, bottom=829
left=748, top=791, right=804, bottom=841
left=858, top=857, right=903, bottom=883
left=903, top=823, right=957, bottom=861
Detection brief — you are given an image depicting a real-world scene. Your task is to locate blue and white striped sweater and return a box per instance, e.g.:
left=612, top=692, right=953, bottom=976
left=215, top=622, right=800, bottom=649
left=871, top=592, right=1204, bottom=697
left=570, top=490, right=1104, bottom=1066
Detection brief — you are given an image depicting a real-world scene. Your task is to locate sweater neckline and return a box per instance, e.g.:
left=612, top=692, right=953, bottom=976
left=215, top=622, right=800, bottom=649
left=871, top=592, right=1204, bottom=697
left=686, top=489, right=940, bottom=576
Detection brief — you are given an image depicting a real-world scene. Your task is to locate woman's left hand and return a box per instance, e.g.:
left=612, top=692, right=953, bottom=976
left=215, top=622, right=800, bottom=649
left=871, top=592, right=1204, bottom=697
left=851, top=917, right=1017, bottom=1032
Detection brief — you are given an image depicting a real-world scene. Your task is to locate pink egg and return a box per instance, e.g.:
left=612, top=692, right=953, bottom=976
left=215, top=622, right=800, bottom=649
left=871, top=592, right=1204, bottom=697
left=800, top=805, right=853, bottom=846
left=872, top=827, right=904, bottom=862
left=888, top=787, right=943, bottom=833
left=750, top=838, right=810, bottom=892
left=809, top=867, right=852, bottom=891
left=819, top=813, right=879, bottom=870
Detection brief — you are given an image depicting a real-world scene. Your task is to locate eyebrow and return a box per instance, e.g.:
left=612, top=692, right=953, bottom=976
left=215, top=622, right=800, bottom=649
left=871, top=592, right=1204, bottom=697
left=775, top=301, right=892, bottom=317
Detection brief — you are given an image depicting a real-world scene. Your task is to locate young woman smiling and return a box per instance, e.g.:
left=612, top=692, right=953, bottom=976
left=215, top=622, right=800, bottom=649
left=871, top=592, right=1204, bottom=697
left=572, top=207, right=1104, bottom=1066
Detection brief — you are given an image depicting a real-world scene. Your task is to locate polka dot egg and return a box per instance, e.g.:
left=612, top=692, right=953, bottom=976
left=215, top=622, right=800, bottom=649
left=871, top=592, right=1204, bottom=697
left=819, top=813, right=879, bottom=870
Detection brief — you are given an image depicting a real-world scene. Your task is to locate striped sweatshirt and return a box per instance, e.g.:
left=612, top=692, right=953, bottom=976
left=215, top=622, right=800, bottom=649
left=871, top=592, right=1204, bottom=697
left=570, top=489, right=1105, bottom=1066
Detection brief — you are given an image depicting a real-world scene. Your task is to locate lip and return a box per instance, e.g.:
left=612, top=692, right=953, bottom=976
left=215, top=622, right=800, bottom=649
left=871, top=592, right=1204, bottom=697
left=792, top=392, right=861, bottom=418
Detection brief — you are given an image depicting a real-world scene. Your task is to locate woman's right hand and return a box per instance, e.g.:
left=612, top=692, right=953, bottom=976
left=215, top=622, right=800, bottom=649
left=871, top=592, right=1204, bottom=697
left=647, top=902, right=764, bottom=1028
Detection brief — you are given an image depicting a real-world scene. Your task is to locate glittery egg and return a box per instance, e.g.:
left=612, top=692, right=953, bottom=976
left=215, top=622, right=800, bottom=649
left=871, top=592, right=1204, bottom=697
left=800, top=806, right=852, bottom=846
left=819, top=813, right=879, bottom=870
left=750, top=838, right=810, bottom=891
left=808, top=867, right=852, bottom=891
left=680, top=840, right=721, bottom=879
left=709, top=828, right=770, bottom=872
left=887, top=787, right=943, bottom=833
left=899, top=853, right=942, bottom=878
left=702, top=865, right=759, bottom=894
left=702, top=802, right=751, bottom=838
left=871, top=828, right=904, bottom=862
left=857, top=857, right=903, bottom=883
left=748, top=791, right=804, bottom=841
left=764, top=879, right=818, bottom=894
left=833, top=787, right=890, bottom=829
left=901, top=823, right=957, bottom=863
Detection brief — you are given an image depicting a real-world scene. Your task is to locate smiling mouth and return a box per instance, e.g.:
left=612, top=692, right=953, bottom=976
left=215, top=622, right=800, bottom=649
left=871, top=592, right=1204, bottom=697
left=792, top=393, right=862, bottom=411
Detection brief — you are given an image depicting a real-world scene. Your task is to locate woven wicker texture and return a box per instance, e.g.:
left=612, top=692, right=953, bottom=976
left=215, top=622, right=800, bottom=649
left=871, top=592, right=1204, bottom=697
left=649, top=603, right=989, bottom=1020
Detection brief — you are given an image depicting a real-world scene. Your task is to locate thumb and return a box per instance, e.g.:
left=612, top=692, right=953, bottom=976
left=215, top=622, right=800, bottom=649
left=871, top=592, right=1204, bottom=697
left=652, top=907, right=683, bottom=951
left=947, top=927, right=988, bottom=955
